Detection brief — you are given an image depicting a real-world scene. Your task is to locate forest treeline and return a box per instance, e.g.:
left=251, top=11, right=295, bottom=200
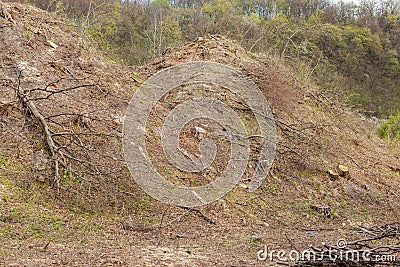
left=6, top=0, right=400, bottom=118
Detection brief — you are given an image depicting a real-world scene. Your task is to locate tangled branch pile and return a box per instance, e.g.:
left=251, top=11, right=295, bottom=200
left=295, top=223, right=400, bottom=267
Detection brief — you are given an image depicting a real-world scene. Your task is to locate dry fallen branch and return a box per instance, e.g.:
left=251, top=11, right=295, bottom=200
left=14, top=71, right=65, bottom=187
left=13, top=71, right=123, bottom=192
left=159, top=207, right=217, bottom=229
left=26, top=83, right=97, bottom=102
left=187, top=207, right=217, bottom=225
left=294, top=223, right=400, bottom=267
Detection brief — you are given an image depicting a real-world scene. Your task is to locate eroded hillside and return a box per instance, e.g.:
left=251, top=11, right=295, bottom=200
left=1, top=2, right=400, bottom=266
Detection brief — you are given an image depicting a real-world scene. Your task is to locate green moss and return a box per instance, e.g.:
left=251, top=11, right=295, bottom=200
left=0, top=248, right=10, bottom=257
left=0, top=154, right=6, bottom=166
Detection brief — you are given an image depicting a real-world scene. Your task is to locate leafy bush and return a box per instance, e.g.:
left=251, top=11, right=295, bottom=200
left=378, top=112, right=400, bottom=140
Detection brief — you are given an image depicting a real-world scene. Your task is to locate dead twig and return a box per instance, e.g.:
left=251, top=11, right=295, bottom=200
left=187, top=207, right=217, bottom=225
left=294, top=223, right=400, bottom=266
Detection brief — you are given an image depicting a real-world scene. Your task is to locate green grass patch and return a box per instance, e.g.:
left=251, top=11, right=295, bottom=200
left=378, top=112, right=400, bottom=141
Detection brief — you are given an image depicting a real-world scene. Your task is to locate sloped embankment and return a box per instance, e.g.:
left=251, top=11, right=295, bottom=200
left=141, top=33, right=400, bottom=223
left=0, top=1, right=139, bottom=212
left=0, top=2, right=399, bottom=266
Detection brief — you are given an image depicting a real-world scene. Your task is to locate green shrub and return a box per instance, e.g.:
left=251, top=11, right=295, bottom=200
left=378, top=112, right=400, bottom=140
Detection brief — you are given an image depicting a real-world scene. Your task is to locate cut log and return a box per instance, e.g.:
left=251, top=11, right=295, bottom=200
left=337, top=164, right=350, bottom=177
left=328, top=169, right=339, bottom=180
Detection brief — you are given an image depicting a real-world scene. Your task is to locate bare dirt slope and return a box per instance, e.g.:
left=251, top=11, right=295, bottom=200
left=1, top=2, right=399, bottom=266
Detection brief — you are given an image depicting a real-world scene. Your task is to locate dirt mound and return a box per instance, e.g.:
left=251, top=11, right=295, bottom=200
left=0, top=1, right=138, bottom=211
left=1, top=3, right=400, bottom=266
left=140, top=34, right=400, bottom=220
left=140, top=34, right=301, bottom=113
